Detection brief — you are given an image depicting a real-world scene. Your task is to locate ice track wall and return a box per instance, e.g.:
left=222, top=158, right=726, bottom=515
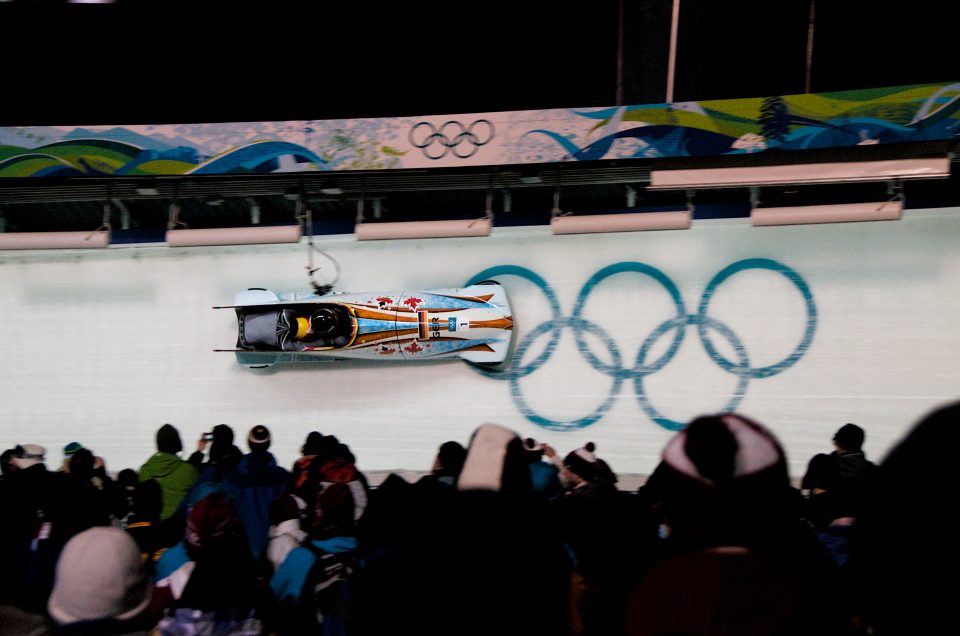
left=1, top=211, right=959, bottom=480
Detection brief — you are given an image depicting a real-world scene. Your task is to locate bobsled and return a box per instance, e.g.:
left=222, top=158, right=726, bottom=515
left=216, top=281, right=513, bottom=368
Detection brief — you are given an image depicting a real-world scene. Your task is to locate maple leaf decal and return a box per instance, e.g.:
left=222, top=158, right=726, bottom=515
left=404, top=342, right=424, bottom=353
left=403, top=297, right=423, bottom=309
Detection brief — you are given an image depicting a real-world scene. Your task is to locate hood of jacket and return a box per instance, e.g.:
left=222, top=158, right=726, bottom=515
left=139, top=452, right=185, bottom=479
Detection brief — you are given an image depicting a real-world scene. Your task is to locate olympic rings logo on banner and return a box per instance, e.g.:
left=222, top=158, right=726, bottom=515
left=409, top=119, right=495, bottom=159
left=465, top=259, right=817, bottom=432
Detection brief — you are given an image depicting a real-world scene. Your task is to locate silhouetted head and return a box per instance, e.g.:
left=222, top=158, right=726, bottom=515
left=833, top=423, right=865, bottom=452
left=211, top=424, right=234, bottom=446
left=301, top=431, right=324, bottom=456
left=434, top=440, right=466, bottom=477
left=68, top=448, right=96, bottom=482
left=156, top=424, right=182, bottom=454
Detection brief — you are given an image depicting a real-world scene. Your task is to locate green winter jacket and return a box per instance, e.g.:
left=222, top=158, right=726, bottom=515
left=139, top=452, right=200, bottom=520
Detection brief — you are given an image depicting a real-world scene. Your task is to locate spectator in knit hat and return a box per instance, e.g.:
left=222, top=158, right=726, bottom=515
left=47, top=526, right=160, bottom=635
left=270, top=482, right=359, bottom=634
left=9, top=443, right=46, bottom=471
left=155, top=492, right=267, bottom=634
left=138, top=424, right=199, bottom=521
left=156, top=425, right=264, bottom=578
left=287, top=434, right=362, bottom=538
left=456, top=423, right=534, bottom=495
left=554, top=441, right=642, bottom=635
left=625, top=413, right=846, bottom=636
left=355, top=423, right=571, bottom=636
left=220, top=425, right=290, bottom=560
left=310, top=441, right=369, bottom=525
left=457, top=424, right=572, bottom=634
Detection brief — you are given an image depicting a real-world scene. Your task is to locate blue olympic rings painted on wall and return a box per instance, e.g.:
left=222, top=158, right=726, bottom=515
left=466, top=259, right=817, bottom=432
left=409, top=119, right=495, bottom=159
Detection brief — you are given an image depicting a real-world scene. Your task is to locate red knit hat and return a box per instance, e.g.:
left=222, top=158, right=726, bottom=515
left=186, top=492, right=238, bottom=555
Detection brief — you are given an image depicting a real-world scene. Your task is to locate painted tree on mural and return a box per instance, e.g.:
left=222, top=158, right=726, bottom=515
left=759, top=96, right=790, bottom=143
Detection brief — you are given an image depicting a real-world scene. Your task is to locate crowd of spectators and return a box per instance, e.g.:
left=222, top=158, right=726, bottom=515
left=0, top=401, right=956, bottom=635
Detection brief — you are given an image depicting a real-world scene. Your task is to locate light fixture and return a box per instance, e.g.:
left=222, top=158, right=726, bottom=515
left=551, top=183, right=692, bottom=234
left=751, top=199, right=903, bottom=226
left=356, top=217, right=492, bottom=240
left=354, top=188, right=493, bottom=240
left=320, top=183, right=343, bottom=196
left=0, top=230, right=111, bottom=250
left=648, top=157, right=951, bottom=190
left=135, top=186, right=159, bottom=196
left=0, top=201, right=112, bottom=250
left=166, top=225, right=302, bottom=247
left=164, top=202, right=301, bottom=247
left=551, top=210, right=691, bottom=234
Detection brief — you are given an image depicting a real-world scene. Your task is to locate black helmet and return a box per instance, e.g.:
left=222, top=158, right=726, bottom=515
left=310, top=308, right=338, bottom=334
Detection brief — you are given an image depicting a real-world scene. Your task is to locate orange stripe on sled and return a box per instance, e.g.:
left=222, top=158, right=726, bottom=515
left=352, top=331, right=396, bottom=346
left=468, top=317, right=514, bottom=330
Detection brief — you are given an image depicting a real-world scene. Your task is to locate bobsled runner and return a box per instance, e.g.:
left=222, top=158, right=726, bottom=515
left=216, top=281, right=513, bottom=368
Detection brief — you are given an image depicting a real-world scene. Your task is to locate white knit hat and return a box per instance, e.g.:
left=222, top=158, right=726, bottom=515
left=10, top=444, right=45, bottom=470
left=47, top=527, right=153, bottom=624
left=457, top=423, right=534, bottom=494
left=458, top=424, right=518, bottom=491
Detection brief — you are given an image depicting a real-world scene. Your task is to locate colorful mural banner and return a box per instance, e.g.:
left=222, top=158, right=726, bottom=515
left=1, top=83, right=958, bottom=179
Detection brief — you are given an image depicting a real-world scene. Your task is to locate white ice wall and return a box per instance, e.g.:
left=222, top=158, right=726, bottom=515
left=2, top=210, right=959, bottom=480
